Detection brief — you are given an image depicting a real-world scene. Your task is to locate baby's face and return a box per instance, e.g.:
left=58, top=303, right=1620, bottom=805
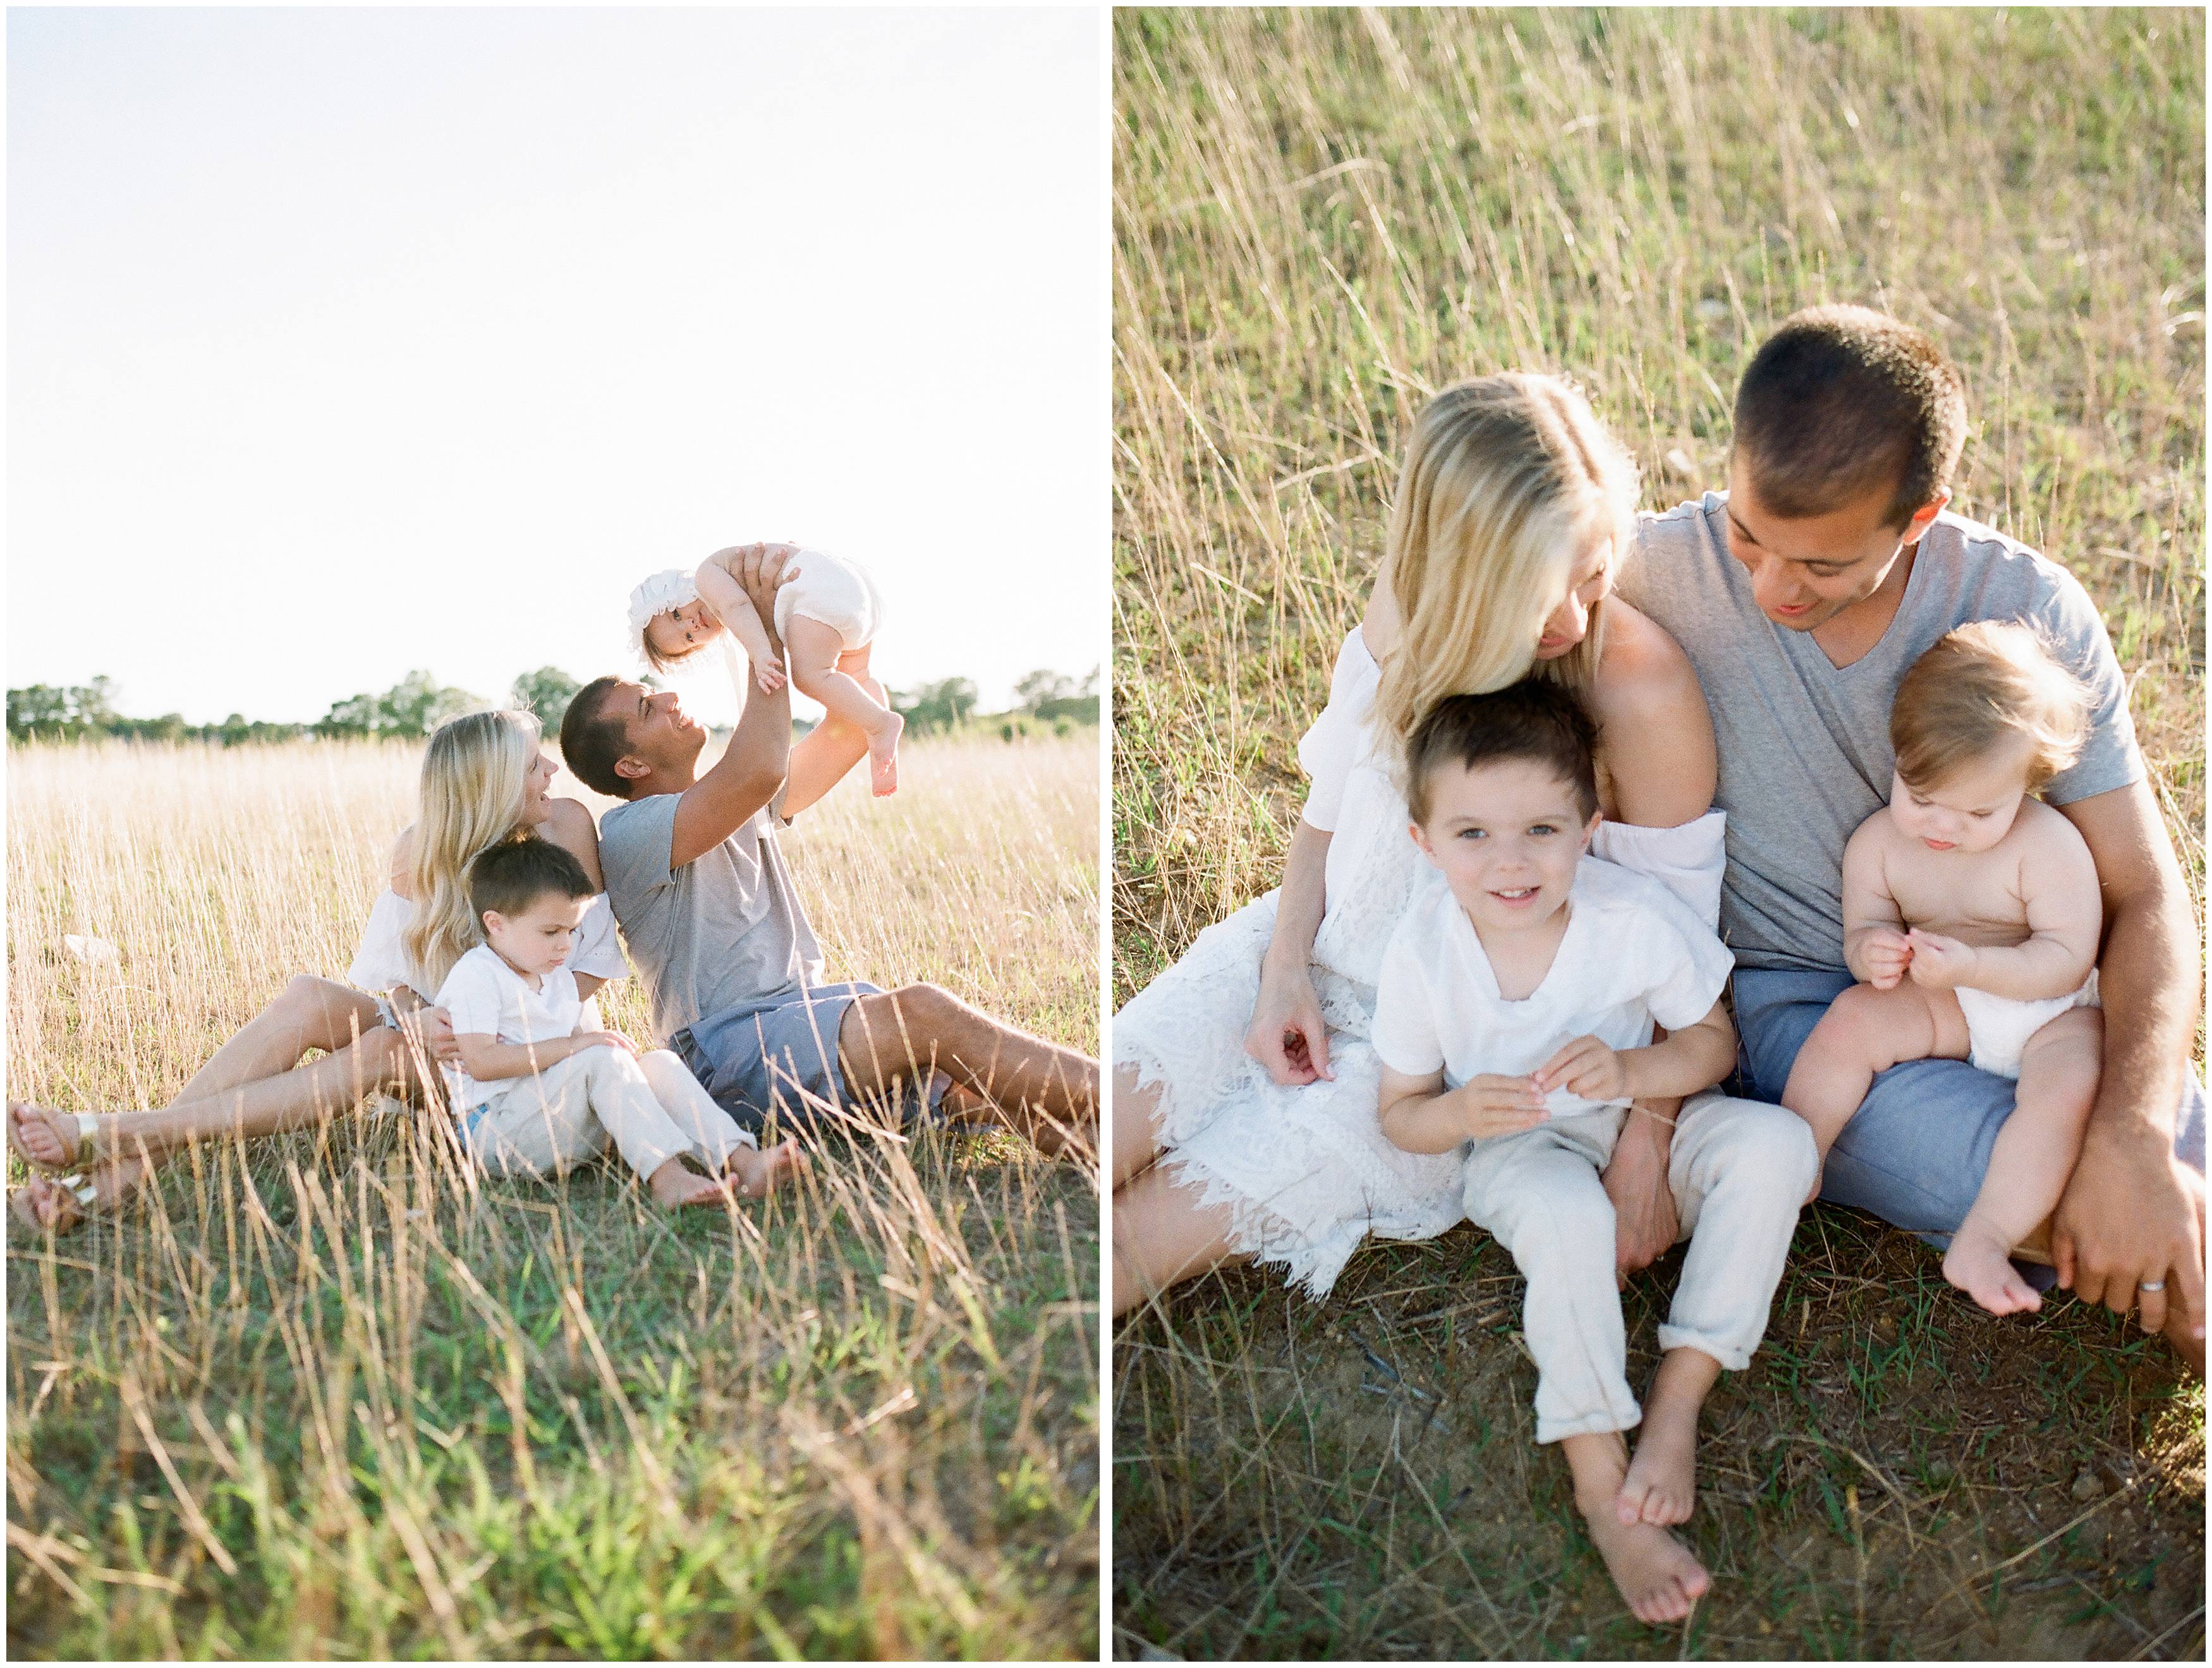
left=647, top=599, right=722, bottom=662
left=483, top=890, right=590, bottom=977
left=1411, top=756, right=1598, bottom=936
left=1890, top=737, right=2033, bottom=855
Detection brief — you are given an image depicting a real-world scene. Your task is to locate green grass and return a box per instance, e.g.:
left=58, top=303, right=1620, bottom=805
left=1113, top=8, right=2203, bottom=1659
left=8, top=734, right=1100, bottom=1658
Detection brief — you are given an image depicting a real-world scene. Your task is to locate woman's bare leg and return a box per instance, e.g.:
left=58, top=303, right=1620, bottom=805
left=1112, top=1162, right=1251, bottom=1317
left=1113, top=1063, right=1164, bottom=1190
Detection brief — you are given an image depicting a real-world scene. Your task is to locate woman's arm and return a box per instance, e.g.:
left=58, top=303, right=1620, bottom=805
left=1246, top=820, right=1335, bottom=1083
left=538, top=798, right=605, bottom=891
left=1589, top=603, right=1717, bottom=828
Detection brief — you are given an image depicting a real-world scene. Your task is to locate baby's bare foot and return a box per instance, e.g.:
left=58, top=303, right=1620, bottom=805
left=726, top=1140, right=806, bottom=1199
left=868, top=710, right=903, bottom=797
left=1618, top=1405, right=1698, bottom=1527
left=1583, top=1506, right=1711, bottom=1624
left=1943, top=1221, right=2043, bottom=1315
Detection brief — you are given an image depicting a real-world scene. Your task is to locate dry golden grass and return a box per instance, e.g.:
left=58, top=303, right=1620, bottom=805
left=7, top=730, right=1099, bottom=1659
left=1114, top=8, right=2202, bottom=1660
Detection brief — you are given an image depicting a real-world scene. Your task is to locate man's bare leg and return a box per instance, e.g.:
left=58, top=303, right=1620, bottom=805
left=837, top=985, right=1097, bottom=1152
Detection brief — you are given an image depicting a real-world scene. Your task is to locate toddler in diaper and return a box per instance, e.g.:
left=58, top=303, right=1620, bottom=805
left=633, top=544, right=903, bottom=795
left=1782, top=622, right=2102, bottom=1316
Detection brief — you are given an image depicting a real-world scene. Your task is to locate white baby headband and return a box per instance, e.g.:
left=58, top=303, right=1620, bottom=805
left=628, top=568, right=698, bottom=665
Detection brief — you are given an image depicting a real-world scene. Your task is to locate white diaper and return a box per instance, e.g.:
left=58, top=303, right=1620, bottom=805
left=1954, top=971, right=2100, bottom=1079
left=774, top=548, right=882, bottom=652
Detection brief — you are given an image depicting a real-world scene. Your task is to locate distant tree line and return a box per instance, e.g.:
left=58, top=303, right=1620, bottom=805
left=8, top=665, right=1098, bottom=744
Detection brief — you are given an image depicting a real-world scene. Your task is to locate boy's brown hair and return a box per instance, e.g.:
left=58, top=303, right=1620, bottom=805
left=1890, top=622, right=2090, bottom=794
left=1404, top=679, right=1600, bottom=826
left=1733, top=305, right=1967, bottom=529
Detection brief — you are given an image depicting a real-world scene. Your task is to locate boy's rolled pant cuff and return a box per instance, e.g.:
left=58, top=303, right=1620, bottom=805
left=1653, top=1327, right=1753, bottom=1372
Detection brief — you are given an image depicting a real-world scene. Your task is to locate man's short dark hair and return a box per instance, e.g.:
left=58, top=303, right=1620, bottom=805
left=1404, top=680, right=1600, bottom=825
left=559, top=675, right=634, bottom=799
left=466, top=835, right=594, bottom=922
left=1732, top=304, right=1967, bottom=529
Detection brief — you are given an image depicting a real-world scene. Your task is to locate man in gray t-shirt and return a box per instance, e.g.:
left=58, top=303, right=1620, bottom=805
left=559, top=544, right=1097, bottom=1151
left=1613, top=306, right=2203, bottom=1365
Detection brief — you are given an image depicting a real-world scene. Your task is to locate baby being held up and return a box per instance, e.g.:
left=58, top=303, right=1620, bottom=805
left=1783, top=622, right=2103, bottom=1316
left=632, top=543, right=904, bottom=795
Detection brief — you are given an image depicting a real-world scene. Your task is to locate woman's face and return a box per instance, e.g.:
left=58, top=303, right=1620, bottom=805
left=1532, top=538, right=1614, bottom=662
left=520, top=749, right=557, bottom=825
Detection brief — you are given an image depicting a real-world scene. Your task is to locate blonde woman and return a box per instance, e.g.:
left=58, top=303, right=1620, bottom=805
left=9, top=711, right=617, bottom=1232
left=1114, top=374, right=1725, bottom=1312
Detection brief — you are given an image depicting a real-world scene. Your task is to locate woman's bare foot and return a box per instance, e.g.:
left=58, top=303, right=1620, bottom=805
left=1616, top=1348, right=1720, bottom=1526
left=1564, top=1432, right=1711, bottom=1625
left=866, top=709, right=903, bottom=797
left=723, top=1140, right=806, bottom=1199
left=9, top=1154, right=153, bottom=1236
left=1942, top=1216, right=2043, bottom=1314
left=8, top=1102, right=92, bottom=1173
left=647, top=1158, right=743, bottom=1211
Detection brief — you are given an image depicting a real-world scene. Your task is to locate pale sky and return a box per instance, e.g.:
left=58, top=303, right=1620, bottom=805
left=8, top=8, right=1104, bottom=727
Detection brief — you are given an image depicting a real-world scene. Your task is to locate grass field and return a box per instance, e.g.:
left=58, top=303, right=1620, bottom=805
left=6, top=730, right=1099, bottom=1659
left=1113, top=8, right=2203, bottom=1660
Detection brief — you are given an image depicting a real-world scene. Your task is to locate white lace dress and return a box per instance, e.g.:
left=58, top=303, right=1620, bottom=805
left=1115, top=628, right=1725, bottom=1297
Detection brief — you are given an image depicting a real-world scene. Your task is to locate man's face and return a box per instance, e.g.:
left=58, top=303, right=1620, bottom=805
left=603, top=679, right=706, bottom=784
left=1723, top=454, right=1940, bottom=633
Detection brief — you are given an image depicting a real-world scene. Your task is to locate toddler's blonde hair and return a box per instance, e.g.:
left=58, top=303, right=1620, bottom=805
left=403, top=710, right=542, bottom=992
left=1890, top=622, right=2089, bottom=794
left=1374, top=373, right=1640, bottom=742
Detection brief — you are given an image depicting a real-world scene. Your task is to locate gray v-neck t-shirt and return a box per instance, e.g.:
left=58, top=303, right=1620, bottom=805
left=597, top=794, right=827, bottom=1041
left=1617, top=494, right=2141, bottom=974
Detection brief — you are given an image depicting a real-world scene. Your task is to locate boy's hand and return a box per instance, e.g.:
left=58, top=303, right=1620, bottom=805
left=577, top=1030, right=640, bottom=1058
left=1535, top=1035, right=1629, bottom=1103
left=1451, top=1074, right=1550, bottom=1140
left=1861, top=926, right=1914, bottom=991
left=1904, top=929, right=1976, bottom=991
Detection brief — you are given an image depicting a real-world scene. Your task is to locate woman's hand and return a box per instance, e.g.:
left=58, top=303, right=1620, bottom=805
left=1244, top=961, right=1334, bottom=1085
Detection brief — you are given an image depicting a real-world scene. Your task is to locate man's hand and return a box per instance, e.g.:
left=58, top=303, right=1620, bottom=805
left=2051, top=1127, right=2207, bottom=1341
left=1904, top=929, right=1976, bottom=991
left=705, top=542, right=799, bottom=654
left=1244, top=962, right=1334, bottom=1085
left=1861, top=927, right=1914, bottom=991
left=1602, top=1101, right=1680, bottom=1285
left=1536, top=1034, right=1628, bottom=1102
left=1450, top=1075, right=1550, bottom=1141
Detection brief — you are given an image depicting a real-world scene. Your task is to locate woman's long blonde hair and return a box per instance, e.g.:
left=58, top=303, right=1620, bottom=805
left=1373, top=373, right=1641, bottom=742
left=402, top=710, right=541, bottom=992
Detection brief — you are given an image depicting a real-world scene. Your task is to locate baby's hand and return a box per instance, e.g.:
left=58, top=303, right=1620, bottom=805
left=578, top=1029, right=640, bottom=1058
left=1862, top=926, right=1914, bottom=991
left=1536, top=1034, right=1629, bottom=1103
left=1452, top=1074, right=1550, bottom=1140
left=754, top=658, right=787, bottom=695
left=1905, top=929, right=1977, bottom=991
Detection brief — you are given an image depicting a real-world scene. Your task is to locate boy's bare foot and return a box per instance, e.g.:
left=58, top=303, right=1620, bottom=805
left=1617, top=1348, right=1718, bottom=1526
left=647, top=1158, right=743, bottom=1211
left=867, top=710, right=903, bottom=797
left=724, top=1139, right=806, bottom=1199
left=1943, top=1219, right=2043, bottom=1314
left=8, top=1102, right=92, bottom=1172
left=1564, top=1434, right=1710, bottom=1625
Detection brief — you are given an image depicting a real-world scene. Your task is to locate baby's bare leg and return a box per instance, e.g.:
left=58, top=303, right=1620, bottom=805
left=1782, top=981, right=1969, bottom=1197
left=1943, top=1007, right=2101, bottom=1315
left=786, top=620, right=902, bottom=795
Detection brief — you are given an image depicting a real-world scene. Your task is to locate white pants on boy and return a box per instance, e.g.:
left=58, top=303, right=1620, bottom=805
left=463, top=1047, right=758, bottom=1182
left=1461, top=1092, right=1817, bottom=1444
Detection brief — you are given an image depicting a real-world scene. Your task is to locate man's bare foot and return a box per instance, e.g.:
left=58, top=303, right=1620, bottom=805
left=865, top=709, right=903, bottom=796
left=9, top=1154, right=152, bottom=1236
left=647, top=1159, right=742, bottom=1211
left=1617, top=1348, right=1719, bottom=1526
left=1943, top=1218, right=2043, bottom=1315
left=724, top=1140, right=805, bottom=1199
left=8, top=1103, right=91, bottom=1173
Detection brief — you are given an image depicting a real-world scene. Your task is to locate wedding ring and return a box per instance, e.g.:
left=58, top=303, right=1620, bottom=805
left=2139, top=1279, right=2166, bottom=1293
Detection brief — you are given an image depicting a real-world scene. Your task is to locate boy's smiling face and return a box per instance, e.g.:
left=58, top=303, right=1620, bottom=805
left=1410, top=756, right=1600, bottom=936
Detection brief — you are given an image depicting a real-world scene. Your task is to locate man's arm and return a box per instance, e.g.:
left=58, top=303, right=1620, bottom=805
left=670, top=547, right=796, bottom=870
left=2052, top=778, right=2205, bottom=1338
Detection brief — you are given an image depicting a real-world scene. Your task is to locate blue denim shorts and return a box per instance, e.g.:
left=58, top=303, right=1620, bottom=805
left=669, top=981, right=947, bottom=1138
left=1731, top=966, right=2206, bottom=1248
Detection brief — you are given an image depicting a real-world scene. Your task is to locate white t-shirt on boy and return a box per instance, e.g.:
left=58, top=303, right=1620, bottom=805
left=434, top=945, right=586, bottom=1113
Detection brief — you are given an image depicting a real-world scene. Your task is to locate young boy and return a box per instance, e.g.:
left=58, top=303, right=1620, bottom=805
left=1782, top=623, right=2102, bottom=1315
left=1373, top=681, right=1816, bottom=1625
left=436, top=837, right=803, bottom=1209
